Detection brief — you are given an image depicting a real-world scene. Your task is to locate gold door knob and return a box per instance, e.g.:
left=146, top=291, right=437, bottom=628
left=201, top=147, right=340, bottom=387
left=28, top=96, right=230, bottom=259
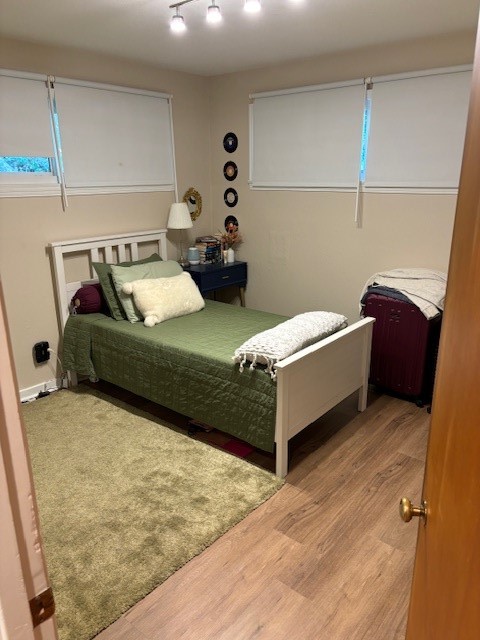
left=399, top=497, right=427, bottom=524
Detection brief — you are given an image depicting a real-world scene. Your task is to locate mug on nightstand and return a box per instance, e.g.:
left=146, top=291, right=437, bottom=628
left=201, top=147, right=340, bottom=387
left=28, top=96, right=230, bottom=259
left=187, top=247, right=200, bottom=265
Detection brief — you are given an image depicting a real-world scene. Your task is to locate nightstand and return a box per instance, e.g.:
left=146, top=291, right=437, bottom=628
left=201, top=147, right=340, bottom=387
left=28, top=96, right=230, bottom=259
left=183, top=261, right=247, bottom=307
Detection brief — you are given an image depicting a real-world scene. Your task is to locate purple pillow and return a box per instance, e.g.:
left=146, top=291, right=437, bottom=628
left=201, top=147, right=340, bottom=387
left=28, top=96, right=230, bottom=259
left=71, top=283, right=108, bottom=314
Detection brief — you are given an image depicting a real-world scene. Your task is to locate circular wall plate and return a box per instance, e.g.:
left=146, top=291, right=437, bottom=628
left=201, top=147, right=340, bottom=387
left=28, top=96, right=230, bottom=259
left=223, top=161, right=238, bottom=181
left=224, top=215, right=239, bottom=233
left=223, top=132, right=238, bottom=153
left=224, top=188, right=238, bottom=207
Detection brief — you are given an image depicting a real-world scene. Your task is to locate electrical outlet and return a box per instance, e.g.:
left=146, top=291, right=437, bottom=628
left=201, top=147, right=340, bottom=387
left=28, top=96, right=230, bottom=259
left=33, top=341, right=50, bottom=364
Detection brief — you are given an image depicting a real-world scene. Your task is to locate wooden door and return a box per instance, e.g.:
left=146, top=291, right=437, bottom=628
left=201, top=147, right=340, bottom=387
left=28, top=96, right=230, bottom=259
left=0, top=280, right=58, bottom=639
left=405, top=14, right=480, bottom=640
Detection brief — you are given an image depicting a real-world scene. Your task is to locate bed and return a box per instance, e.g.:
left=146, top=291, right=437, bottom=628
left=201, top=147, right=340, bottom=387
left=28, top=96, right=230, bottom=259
left=49, top=229, right=374, bottom=477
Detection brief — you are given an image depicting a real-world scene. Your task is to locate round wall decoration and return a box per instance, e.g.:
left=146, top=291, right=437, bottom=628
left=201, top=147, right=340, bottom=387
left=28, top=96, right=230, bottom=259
left=223, top=132, right=238, bottom=153
left=224, top=188, right=238, bottom=208
left=224, top=215, right=239, bottom=233
left=223, top=161, right=238, bottom=181
left=182, top=187, right=202, bottom=221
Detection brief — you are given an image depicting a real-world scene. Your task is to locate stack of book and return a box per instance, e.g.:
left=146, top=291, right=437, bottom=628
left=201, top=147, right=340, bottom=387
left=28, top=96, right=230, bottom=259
left=195, top=235, right=221, bottom=264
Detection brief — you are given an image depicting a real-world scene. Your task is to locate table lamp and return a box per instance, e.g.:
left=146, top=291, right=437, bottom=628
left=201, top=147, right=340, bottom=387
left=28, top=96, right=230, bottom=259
left=167, top=202, right=193, bottom=267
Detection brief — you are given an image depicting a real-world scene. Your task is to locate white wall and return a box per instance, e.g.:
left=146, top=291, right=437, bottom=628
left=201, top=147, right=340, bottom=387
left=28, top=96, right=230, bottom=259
left=0, top=31, right=476, bottom=392
left=210, top=32, right=475, bottom=319
left=0, top=38, right=212, bottom=392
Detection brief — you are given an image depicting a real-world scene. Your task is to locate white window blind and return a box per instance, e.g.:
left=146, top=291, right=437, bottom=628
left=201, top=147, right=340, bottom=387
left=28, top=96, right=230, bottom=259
left=0, top=71, right=54, bottom=158
left=250, top=80, right=366, bottom=189
left=365, top=67, right=472, bottom=189
left=53, top=80, right=175, bottom=190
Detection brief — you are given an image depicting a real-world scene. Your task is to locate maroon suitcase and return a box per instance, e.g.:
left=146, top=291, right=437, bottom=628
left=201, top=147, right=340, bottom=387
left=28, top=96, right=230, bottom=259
left=364, top=293, right=441, bottom=404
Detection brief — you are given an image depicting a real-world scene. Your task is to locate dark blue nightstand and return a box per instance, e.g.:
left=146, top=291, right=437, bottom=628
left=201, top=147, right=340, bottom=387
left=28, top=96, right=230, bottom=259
left=183, top=261, right=247, bottom=306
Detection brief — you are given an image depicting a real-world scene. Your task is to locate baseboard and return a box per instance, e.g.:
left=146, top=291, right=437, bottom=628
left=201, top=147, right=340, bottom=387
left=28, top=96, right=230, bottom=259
left=20, top=377, right=68, bottom=403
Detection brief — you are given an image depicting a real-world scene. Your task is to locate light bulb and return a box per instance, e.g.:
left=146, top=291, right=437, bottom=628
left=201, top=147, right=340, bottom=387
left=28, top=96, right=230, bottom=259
left=207, top=3, right=222, bottom=24
left=171, top=11, right=186, bottom=33
left=244, top=0, right=261, bottom=14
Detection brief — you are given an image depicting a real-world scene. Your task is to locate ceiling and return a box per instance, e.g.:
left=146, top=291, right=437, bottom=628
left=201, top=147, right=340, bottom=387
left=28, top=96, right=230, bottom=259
left=0, top=0, right=479, bottom=77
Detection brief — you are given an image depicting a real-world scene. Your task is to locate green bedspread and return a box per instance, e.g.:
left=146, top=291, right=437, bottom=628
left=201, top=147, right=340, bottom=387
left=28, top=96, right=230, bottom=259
left=63, top=300, right=288, bottom=452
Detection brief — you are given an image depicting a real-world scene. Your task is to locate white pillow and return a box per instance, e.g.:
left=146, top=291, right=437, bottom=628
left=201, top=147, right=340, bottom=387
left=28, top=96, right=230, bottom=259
left=111, top=260, right=183, bottom=323
left=122, top=272, right=205, bottom=327
left=233, top=311, right=347, bottom=379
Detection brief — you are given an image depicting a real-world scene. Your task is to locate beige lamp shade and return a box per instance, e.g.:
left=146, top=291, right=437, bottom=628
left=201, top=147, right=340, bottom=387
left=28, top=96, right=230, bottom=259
left=167, top=202, right=193, bottom=229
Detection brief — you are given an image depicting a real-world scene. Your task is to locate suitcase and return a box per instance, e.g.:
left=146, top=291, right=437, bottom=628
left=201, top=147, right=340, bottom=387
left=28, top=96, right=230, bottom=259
left=364, top=293, right=441, bottom=404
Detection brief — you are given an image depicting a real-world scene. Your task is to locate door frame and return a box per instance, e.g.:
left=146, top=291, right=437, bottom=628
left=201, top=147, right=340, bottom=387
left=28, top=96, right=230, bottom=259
left=0, top=280, right=58, bottom=639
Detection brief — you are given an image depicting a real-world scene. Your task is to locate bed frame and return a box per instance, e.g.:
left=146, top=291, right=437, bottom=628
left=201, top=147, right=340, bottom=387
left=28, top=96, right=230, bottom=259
left=49, top=229, right=374, bottom=478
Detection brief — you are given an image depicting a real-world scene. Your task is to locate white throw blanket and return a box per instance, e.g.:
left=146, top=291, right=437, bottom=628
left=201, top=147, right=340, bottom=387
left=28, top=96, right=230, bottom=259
left=359, top=268, right=447, bottom=319
left=233, top=311, right=347, bottom=380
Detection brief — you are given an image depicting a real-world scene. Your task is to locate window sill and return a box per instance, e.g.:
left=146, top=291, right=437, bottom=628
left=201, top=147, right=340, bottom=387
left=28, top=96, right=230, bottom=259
left=249, top=185, right=459, bottom=195
left=0, top=184, right=174, bottom=198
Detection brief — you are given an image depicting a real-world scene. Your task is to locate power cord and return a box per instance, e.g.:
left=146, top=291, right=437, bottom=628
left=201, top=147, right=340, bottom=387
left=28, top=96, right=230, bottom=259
left=47, top=347, right=69, bottom=390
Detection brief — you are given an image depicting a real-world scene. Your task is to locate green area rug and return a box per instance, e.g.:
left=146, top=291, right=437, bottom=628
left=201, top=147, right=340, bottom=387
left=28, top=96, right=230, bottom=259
left=22, top=387, right=283, bottom=640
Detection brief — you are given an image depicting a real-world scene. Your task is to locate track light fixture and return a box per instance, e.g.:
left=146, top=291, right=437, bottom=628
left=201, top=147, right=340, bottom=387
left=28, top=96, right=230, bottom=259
left=170, top=6, right=186, bottom=33
left=207, top=2, right=222, bottom=24
left=244, top=0, right=261, bottom=13
left=169, top=0, right=262, bottom=32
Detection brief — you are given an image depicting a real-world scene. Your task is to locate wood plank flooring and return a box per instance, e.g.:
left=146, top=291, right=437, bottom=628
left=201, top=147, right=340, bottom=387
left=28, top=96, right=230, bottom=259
left=92, top=382, right=429, bottom=640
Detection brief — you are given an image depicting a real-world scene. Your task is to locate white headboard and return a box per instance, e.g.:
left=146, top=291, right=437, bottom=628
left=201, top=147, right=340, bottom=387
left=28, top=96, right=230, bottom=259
left=49, top=229, right=168, bottom=330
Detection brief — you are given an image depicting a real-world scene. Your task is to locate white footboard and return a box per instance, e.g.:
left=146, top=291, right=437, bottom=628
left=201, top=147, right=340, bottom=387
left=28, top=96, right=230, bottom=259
left=274, top=316, right=374, bottom=478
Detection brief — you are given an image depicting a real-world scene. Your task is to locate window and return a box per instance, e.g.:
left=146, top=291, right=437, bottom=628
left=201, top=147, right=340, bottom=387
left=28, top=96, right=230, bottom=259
left=249, top=80, right=366, bottom=189
left=0, top=70, right=176, bottom=201
left=364, top=67, right=472, bottom=190
left=359, top=87, right=372, bottom=184
left=0, top=70, right=60, bottom=194
left=249, top=65, right=471, bottom=194
left=53, top=79, right=175, bottom=192
left=0, top=156, right=53, bottom=173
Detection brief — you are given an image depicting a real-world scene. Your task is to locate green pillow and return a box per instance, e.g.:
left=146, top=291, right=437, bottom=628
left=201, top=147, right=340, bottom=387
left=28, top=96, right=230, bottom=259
left=92, top=253, right=162, bottom=320
left=111, top=260, right=183, bottom=322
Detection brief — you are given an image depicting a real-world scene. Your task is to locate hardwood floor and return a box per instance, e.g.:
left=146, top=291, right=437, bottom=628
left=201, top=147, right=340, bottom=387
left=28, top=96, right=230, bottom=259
left=93, top=382, right=429, bottom=640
